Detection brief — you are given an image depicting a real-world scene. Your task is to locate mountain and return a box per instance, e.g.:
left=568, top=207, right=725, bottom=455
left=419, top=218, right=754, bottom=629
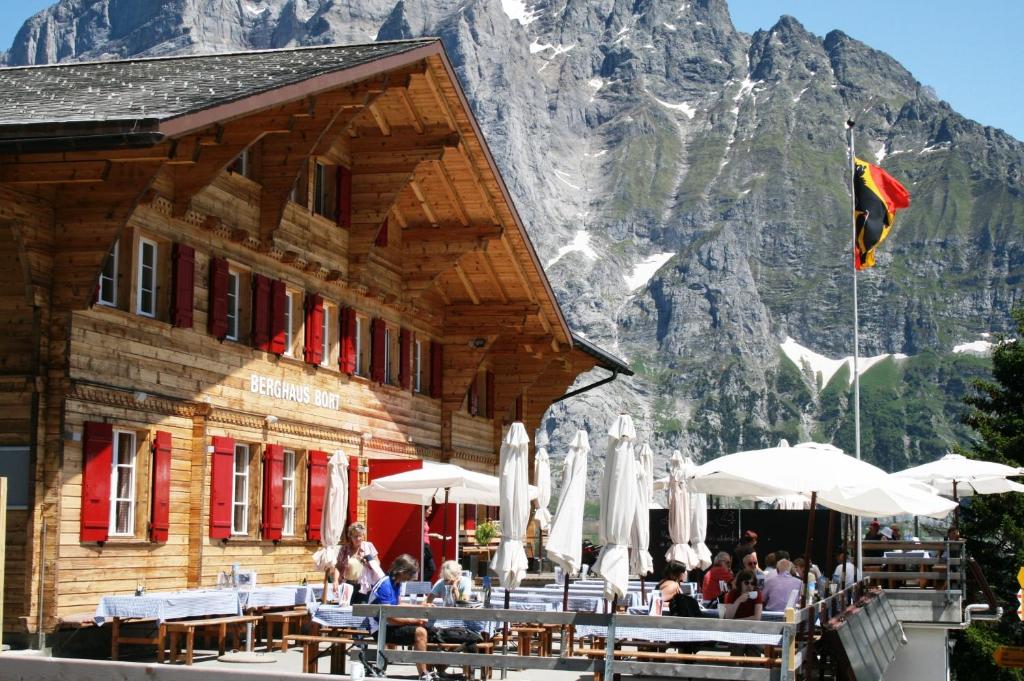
left=6, top=0, right=1023, bottom=491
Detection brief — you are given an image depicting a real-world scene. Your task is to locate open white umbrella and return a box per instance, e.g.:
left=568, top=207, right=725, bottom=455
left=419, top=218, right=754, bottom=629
left=666, top=451, right=699, bottom=569
left=592, top=414, right=638, bottom=602
left=818, top=476, right=958, bottom=519
left=895, top=453, right=1023, bottom=497
left=359, top=462, right=534, bottom=506
left=546, top=430, right=589, bottom=576
left=491, top=423, right=531, bottom=591
left=630, top=442, right=654, bottom=580
left=533, top=430, right=553, bottom=531
left=688, top=471, right=712, bottom=570
left=313, top=451, right=349, bottom=603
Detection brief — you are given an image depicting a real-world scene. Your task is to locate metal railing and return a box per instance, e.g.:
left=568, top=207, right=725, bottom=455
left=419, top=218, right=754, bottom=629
left=860, top=540, right=963, bottom=590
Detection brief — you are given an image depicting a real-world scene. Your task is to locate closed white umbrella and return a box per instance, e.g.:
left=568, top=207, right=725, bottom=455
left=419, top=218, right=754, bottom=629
left=666, top=451, right=699, bottom=569
left=546, top=430, right=589, bottom=576
left=630, top=442, right=654, bottom=579
left=688, top=472, right=712, bottom=570
left=533, top=430, right=553, bottom=531
left=818, top=476, right=958, bottom=519
left=592, top=414, right=638, bottom=602
left=491, top=423, right=531, bottom=591
left=313, top=451, right=349, bottom=604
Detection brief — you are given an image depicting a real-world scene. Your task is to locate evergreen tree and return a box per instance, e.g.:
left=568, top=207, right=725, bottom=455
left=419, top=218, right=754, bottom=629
left=953, top=306, right=1024, bottom=681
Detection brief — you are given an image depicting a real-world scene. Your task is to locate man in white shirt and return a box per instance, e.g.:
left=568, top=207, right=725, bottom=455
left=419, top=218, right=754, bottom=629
left=832, top=549, right=862, bottom=588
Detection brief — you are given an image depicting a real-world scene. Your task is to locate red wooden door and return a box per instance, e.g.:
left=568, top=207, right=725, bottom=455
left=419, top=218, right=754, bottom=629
left=427, top=501, right=459, bottom=580
left=365, top=459, right=423, bottom=578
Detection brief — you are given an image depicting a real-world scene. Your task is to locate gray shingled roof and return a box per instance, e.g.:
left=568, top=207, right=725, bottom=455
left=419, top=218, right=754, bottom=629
left=0, top=39, right=437, bottom=129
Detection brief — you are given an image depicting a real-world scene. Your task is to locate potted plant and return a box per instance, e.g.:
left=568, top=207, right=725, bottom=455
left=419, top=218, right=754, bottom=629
left=474, top=519, right=500, bottom=547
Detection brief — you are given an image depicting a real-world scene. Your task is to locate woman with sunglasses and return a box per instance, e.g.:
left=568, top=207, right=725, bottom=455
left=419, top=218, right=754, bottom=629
left=721, top=569, right=763, bottom=620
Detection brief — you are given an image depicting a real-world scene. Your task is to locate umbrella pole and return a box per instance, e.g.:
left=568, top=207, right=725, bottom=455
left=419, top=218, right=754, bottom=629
left=640, top=576, right=646, bottom=606
left=800, top=492, right=818, bottom=681
left=953, top=480, right=959, bottom=530
left=322, top=570, right=329, bottom=605
left=442, top=487, right=450, bottom=563
left=501, top=589, right=511, bottom=680
left=825, top=510, right=836, bottom=578
left=563, top=571, right=570, bottom=611
left=840, top=514, right=848, bottom=604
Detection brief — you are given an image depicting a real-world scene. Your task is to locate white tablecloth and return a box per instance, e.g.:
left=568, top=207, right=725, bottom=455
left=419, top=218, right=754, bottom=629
left=309, top=604, right=496, bottom=636
left=240, top=585, right=316, bottom=609
left=94, top=589, right=242, bottom=625
left=574, top=624, right=780, bottom=646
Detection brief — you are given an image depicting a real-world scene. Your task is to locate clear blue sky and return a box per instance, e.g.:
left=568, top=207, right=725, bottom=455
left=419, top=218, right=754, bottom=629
left=1, top=1, right=1021, bottom=140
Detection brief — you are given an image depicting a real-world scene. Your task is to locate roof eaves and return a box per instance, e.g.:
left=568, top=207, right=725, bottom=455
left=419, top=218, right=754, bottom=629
left=571, top=333, right=633, bottom=376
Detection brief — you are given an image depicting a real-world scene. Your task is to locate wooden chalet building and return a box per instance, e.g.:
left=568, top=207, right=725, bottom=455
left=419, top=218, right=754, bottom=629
left=0, top=39, right=629, bottom=637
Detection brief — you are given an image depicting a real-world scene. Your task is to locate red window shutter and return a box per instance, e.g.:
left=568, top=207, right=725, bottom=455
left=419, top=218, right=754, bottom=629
left=81, top=422, right=113, bottom=543
left=251, top=274, right=271, bottom=350
left=303, top=293, right=324, bottom=365
left=486, top=371, right=496, bottom=419
left=337, top=165, right=352, bottom=228
left=347, top=457, right=359, bottom=528
left=515, top=395, right=523, bottom=422
left=468, top=378, right=479, bottom=416
left=208, top=257, right=229, bottom=339
left=209, top=436, right=235, bottom=539
left=171, top=243, right=195, bottom=328
left=307, top=450, right=329, bottom=541
left=370, top=318, right=386, bottom=384
left=270, top=279, right=287, bottom=355
left=338, top=307, right=357, bottom=375
left=398, top=328, right=411, bottom=390
left=374, top=217, right=389, bottom=247
left=430, top=341, right=443, bottom=399
left=261, top=445, right=285, bottom=541
left=150, top=431, right=172, bottom=543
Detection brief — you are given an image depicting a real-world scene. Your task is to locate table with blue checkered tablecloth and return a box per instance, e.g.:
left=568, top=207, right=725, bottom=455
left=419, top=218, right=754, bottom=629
left=239, top=585, right=316, bottom=610
left=94, top=589, right=243, bottom=625
left=573, top=623, right=781, bottom=646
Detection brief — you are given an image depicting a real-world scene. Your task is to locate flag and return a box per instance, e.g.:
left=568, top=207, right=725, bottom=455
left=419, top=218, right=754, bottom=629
left=854, top=158, right=910, bottom=270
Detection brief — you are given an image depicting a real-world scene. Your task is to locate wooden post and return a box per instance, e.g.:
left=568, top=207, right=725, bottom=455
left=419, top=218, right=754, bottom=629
left=0, top=477, right=7, bottom=652
left=785, top=607, right=797, bottom=678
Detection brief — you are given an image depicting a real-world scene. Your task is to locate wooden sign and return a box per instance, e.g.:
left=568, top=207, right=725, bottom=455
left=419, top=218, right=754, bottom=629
left=994, top=646, right=1024, bottom=668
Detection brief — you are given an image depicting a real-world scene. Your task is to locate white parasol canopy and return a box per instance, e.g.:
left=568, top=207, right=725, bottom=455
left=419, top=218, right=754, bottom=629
left=894, top=453, right=1024, bottom=497
left=688, top=472, right=712, bottom=570
left=359, top=462, right=537, bottom=506
left=592, top=415, right=638, bottom=601
left=313, top=450, right=349, bottom=572
left=688, top=441, right=889, bottom=497
left=533, top=430, right=553, bottom=531
left=546, top=429, right=590, bottom=576
left=630, top=442, right=655, bottom=578
left=818, top=475, right=958, bottom=518
left=665, top=451, right=699, bottom=569
left=491, top=423, right=531, bottom=590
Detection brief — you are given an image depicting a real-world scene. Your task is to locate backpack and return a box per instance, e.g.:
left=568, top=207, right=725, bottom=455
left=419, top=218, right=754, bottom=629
left=354, top=643, right=388, bottom=678
left=431, top=626, right=484, bottom=653
left=667, top=593, right=703, bottom=618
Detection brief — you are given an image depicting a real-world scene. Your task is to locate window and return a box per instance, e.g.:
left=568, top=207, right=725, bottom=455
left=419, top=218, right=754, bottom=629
left=414, top=340, right=423, bottom=393
left=313, top=161, right=338, bottom=220
left=282, top=450, right=296, bottom=536
left=0, top=447, right=30, bottom=509
left=283, top=291, right=294, bottom=357
left=226, top=271, right=240, bottom=341
left=136, top=237, right=158, bottom=317
left=228, top=148, right=250, bottom=178
left=232, top=444, right=250, bottom=535
left=321, top=305, right=331, bottom=367
left=354, top=317, right=364, bottom=377
left=384, top=327, right=393, bottom=385
left=98, top=240, right=119, bottom=306
left=109, top=430, right=137, bottom=537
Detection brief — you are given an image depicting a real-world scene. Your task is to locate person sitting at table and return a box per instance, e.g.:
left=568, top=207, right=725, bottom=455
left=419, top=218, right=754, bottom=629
left=762, top=552, right=778, bottom=578
left=760, top=559, right=802, bottom=612
left=740, top=550, right=766, bottom=585
left=701, top=552, right=734, bottom=602
left=367, top=554, right=437, bottom=681
left=722, top=570, right=763, bottom=620
left=333, top=522, right=385, bottom=605
left=427, top=560, right=473, bottom=605
left=832, top=549, right=860, bottom=588
left=657, top=561, right=701, bottom=616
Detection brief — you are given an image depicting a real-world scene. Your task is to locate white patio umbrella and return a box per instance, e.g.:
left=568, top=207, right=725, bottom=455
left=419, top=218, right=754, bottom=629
left=666, top=451, right=699, bottom=569
left=359, top=462, right=532, bottom=506
left=546, top=429, right=589, bottom=576
left=895, top=453, right=1023, bottom=497
left=630, top=442, right=655, bottom=581
left=491, top=423, right=531, bottom=591
left=688, top=481, right=712, bottom=570
left=312, top=450, right=349, bottom=602
left=818, top=476, right=958, bottom=519
left=533, top=430, right=553, bottom=531
left=592, top=414, right=638, bottom=602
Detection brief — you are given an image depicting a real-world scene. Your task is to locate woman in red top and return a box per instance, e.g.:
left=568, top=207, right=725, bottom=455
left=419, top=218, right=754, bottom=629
left=701, top=552, right=734, bottom=601
left=722, top=569, right=764, bottom=620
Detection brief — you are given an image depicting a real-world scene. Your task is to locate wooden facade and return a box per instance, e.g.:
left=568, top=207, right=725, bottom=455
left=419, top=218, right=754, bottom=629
left=0, top=40, right=627, bottom=635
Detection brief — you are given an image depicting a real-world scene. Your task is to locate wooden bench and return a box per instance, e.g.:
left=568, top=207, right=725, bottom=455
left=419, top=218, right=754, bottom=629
left=578, top=646, right=780, bottom=681
left=263, top=608, right=308, bottom=652
left=164, top=615, right=261, bottom=665
left=110, top=617, right=166, bottom=662
left=428, top=640, right=495, bottom=680
left=285, top=634, right=357, bottom=674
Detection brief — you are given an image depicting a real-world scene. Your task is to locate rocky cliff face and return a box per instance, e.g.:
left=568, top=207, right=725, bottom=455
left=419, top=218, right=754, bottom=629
left=7, top=0, right=1023, bottom=489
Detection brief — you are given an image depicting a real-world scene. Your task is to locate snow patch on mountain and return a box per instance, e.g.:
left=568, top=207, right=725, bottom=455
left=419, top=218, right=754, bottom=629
left=781, top=337, right=906, bottom=389
left=546, top=230, right=597, bottom=268
left=501, top=0, right=539, bottom=25
left=625, top=253, right=675, bottom=291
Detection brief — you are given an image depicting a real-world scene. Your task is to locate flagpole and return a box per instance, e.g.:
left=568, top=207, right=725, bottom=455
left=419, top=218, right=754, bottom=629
left=847, top=118, right=863, bottom=577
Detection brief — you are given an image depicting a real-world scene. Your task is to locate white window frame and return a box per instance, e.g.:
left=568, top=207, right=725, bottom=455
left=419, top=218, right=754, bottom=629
left=321, top=305, right=331, bottom=367
left=226, top=270, right=240, bottom=341
left=231, top=444, right=250, bottom=535
left=354, top=316, right=364, bottom=377
left=384, top=327, right=393, bottom=384
left=98, top=240, right=118, bottom=307
left=281, top=449, right=296, bottom=536
left=136, top=237, right=158, bottom=317
left=109, top=430, right=137, bottom=537
left=414, top=340, right=422, bottom=393
left=283, top=291, right=294, bottom=357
